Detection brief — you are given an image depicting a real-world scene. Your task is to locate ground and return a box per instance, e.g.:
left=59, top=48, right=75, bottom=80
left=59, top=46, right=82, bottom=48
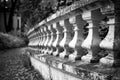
left=0, top=48, right=44, bottom=80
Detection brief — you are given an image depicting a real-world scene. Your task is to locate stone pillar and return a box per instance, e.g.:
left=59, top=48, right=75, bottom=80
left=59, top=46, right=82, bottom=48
left=41, top=27, right=47, bottom=53
left=34, top=31, right=38, bottom=48
left=44, top=25, right=51, bottom=54
left=47, top=25, right=56, bottom=55
left=81, top=9, right=103, bottom=63
left=30, top=31, right=35, bottom=47
left=59, top=19, right=73, bottom=58
left=41, top=26, right=47, bottom=54
left=43, top=26, right=51, bottom=54
left=38, top=28, right=41, bottom=47
left=37, top=28, right=42, bottom=53
left=68, top=15, right=86, bottom=61
left=33, top=31, right=38, bottom=47
left=99, top=1, right=120, bottom=67
left=52, top=22, right=64, bottom=56
left=28, top=34, right=32, bottom=46
left=38, top=28, right=44, bottom=53
left=36, top=30, right=40, bottom=47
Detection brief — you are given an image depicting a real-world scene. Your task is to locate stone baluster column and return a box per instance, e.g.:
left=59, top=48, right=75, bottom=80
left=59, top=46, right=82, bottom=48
left=35, top=31, right=40, bottom=48
left=59, top=19, right=73, bottom=58
left=30, top=33, right=34, bottom=47
left=30, top=32, right=34, bottom=47
left=41, top=26, right=47, bottom=53
left=38, top=28, right=43, bottom=52
left=34, top=31, right=37, bottom=47
left=32, top=31, right=36, bottom=47
left=37, top=28, right=42, bottom=53
left=31, top=32, right=35, bottom=47
left=47, top=25, right=56, bottom=55
left=68, top=15, right=86, bottom=61
left=41, top=27, right=47, bottom=53
left=43, top=26, right=51, bottom=54
left=30, top=32, right=33, bottom=47
left=34, top=31, right=39, bottom=54
left=99, top=1, right=120, bottom=67
left=52, top=22, right=64, bottom=56
left=81, top=9, right=103, bottom=63
left=36, top=31, right=39, bottom=47
left=38, top=27, right=44, bottom=53
left=38, top=28, right=41, bottom=47
left=44, top=25, right=51, bottom=54
left=28, top=34, right=32, bottom=46
left=29, top=34, right=32, bottom=47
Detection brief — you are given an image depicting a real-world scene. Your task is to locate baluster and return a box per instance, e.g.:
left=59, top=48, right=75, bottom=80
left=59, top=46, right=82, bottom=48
left=38, top=28, right=42, bottom=53
left=30, top=33, right=33, bottom=47
left=39, top=27, right=44, bottom=53
left=33, top=31, right=36, bottom=47
left=37, top=28, right=42, bottom=53
left=30, top=32, right=34, bottom=47
left=68, top=15, right=86, bottom=61
left=44, top=25, right=51, bottom=54
left=41, top=26, right=47, bottom=53
left=99, top=2, right=120, bottom=67
left=41, top=27, right=47, bottom=53
left=28, top=35, right=32, bottom=46
left=29, top=35, right=32, bottom=46
left=35, top=31, right=40, bottom=48
left=59, top=19, right=73, bottom=58
left=38, top=28, right=41, bottom=46
left=81, top=9, right=103, bottom=63
left=43, top=26, right=51, bottom=54
left=32, top=32, right=36, bottom=47
left=47, top=25, right=56, bottom=55
left=34, top=31, right=39, bottom=54
left=31, top=33, right=35, bottom=47
left=38, top=30, right=41, bottom=47
left=52, top=22, right=64, bottom=56
left=34, top=31, right=38, bottom=47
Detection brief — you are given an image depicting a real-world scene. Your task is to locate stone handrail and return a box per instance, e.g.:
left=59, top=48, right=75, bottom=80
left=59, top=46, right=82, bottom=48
left=26, top=0, right=120, bottom=80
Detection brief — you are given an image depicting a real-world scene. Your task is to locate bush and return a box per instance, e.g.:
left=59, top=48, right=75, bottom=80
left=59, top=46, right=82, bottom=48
left=0, top=32, right=28, bottom=50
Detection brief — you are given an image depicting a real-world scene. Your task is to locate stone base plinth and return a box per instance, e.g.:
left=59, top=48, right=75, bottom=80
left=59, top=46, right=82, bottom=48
left=28, top=48, right=120, bottom=80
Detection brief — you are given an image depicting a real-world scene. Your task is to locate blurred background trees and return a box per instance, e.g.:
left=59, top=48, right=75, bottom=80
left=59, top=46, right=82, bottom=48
left=0, top=0, right=78, bottom=49
left=0, top=0, right=77, bottom=33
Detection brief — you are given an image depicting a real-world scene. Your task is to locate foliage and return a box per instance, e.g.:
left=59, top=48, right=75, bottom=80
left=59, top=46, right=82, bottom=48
left=0, top=32, right=27, bottom=50
left=0, top=0, right=78, bottom=33
left=20, top=0, right=56, bottom=28
left=20, top=0, right=79, bottom=28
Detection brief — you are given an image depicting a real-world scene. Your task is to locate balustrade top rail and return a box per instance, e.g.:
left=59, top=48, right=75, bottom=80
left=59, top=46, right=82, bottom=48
left=27, top=0, right=106, bottom=35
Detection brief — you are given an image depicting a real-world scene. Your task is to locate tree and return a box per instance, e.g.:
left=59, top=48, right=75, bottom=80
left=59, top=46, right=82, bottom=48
left=7, top=0, right=18, bottom=32
left=0, top=0, right=77, bottom=32
left=0, top=0, right=21, bottom=32
left=20, top=0, right=57, bottom=28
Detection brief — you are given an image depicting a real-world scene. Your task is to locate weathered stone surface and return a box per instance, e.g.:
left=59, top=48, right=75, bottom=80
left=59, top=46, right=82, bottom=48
left=29, top=52, right=120, bottom=80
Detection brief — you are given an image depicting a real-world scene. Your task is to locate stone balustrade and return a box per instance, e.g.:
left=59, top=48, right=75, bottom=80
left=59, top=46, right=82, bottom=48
left=26, top=0, right=120, bottom=80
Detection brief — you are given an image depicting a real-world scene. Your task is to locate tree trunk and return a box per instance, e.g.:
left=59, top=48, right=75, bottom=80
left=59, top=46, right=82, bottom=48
left=3, top=0, right=7, bottom=32
left=7, top=0, right=18, bottom=32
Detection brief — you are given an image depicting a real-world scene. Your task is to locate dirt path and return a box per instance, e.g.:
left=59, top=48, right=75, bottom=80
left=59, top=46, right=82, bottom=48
left=0, top=48, right=44, bottom=80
